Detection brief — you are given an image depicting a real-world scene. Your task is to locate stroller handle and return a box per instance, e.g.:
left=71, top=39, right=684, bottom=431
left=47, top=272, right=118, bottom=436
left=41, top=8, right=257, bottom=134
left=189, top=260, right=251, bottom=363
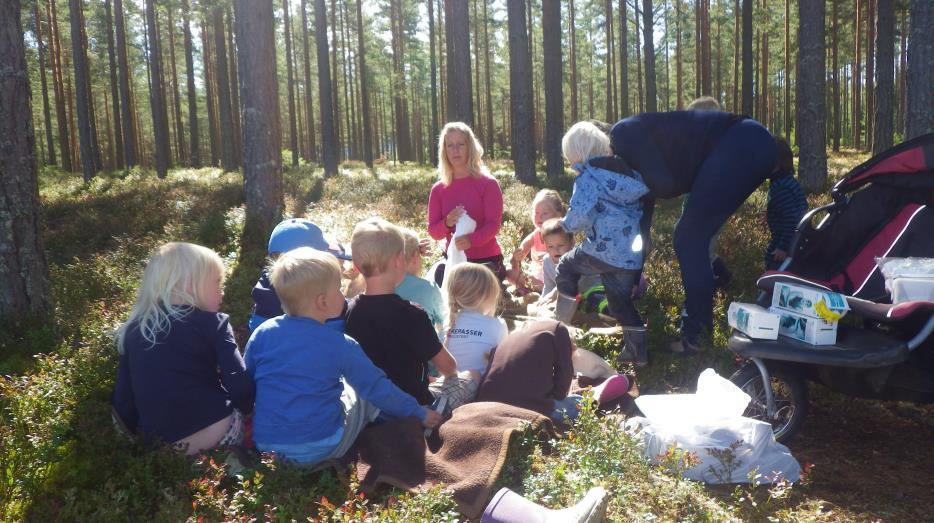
left=786, top=202, right=842, bottom=263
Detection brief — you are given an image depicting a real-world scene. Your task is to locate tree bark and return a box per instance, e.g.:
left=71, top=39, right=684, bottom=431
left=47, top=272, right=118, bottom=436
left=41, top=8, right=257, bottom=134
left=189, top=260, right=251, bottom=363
left=543, top=0, right=563, bottom=178
left=69, top=0, right=99, bottom=181
left=0, top=0, right=53, bottom=321
left=300, top=0, right=318, bottom=161
left=701, top=0, right=711, bottom=96
left=282, top=0, right=298, bottom=166
left=674, top=0, right=682, bottom=109
left=906, top=0, right=934, bottom=139
left=797, top=0, right=827, bottom=192
left=112, top=0, right=136, bottom=166
left=872, top=0, right=894, bottom=155
left=483, top=0, right=495, bottom=157
left=329, top=0, right=342, bottom=159
left=390, top=0, right=413, bottom=160
left=619, top=0, right=629, bottom=116
left=507, top=0, right=535, bottom=184
left=569, top=0, right=578, bottom=121
left=226, top=9, right=242, bottom=166
left=202, top=18, right=219, bottom=166
left=34, top=2, right=56, bottom=166
left=446, top=0, right=473, bottom=125
left=234, top=0, right=283, bottom=245
left=896, top=6, right=907, bottom=138
left=103, top=0, right=123, bottom=169
left=831, top=0, right=840, bottom=151
left=48, top=0, right=72, bottom=171
left=732, top=0, right=739, bottom=112
left=212, top=8, right=236, bottom=172
left=866, top=0, right=875, bottom=150
left=315, top=0, right=338, bottom=176
left=167, top=9, right=187, bottom=164
left=428, top=0, right=439, bottom=162
left=605, top=0, right=616, bottom=120
left=741, top=0, right=753, bottom=115
left=145, top=0, right=171, bottom=178
left=784, top=0, right=792, bottom=141
left=634, top=2, right=643, bottom=112
left=354, top=0, right=373, bottom=167
left=642, top=0, right=657, bottom=112
left=181, top=0, right=200, bottom=167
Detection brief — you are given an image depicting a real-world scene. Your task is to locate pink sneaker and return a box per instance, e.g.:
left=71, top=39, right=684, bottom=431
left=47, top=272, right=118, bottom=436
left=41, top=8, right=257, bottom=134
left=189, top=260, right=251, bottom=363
left=592, top=374, right=632, bottom=405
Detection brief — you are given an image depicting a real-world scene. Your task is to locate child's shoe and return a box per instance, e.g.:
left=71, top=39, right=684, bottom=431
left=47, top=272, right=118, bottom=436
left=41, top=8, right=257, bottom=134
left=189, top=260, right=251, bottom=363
left=481, top=486, right=608, bottom=523
left=616, top=326, right=648, bottom=367
left=591, top=374, right=634, bottom=405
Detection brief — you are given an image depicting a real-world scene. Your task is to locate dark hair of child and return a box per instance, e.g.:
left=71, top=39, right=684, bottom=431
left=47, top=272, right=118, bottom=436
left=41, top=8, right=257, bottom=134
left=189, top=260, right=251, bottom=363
left=540, top=218, right=573, bottom=242
left=775, top=137, right=794, bottom=176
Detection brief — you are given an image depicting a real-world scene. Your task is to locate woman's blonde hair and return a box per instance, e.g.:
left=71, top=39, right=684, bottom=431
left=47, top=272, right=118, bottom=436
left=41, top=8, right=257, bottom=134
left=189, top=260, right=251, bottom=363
left=532, top=189, right=566, bottom=217
left=437, top=122, right=489, bottom=186
left=116, top=242, right=225, bottom=353
left=562, top=121, right=611, bottom=165
left=443, top=262, right=500, bottom=332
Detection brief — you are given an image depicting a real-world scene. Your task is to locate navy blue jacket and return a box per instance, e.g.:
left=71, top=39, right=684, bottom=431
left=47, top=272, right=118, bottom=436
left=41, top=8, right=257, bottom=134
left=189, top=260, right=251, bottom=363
left=766, top=171, right=808, bottom=257
left=112, top=307, right=255, bottom=443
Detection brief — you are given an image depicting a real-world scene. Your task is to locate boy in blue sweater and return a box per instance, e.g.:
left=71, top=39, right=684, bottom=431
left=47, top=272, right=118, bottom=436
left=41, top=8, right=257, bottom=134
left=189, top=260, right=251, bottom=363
left=245, top=247, right=441, bottom=466
left=765, top=137, right=808, bottom=270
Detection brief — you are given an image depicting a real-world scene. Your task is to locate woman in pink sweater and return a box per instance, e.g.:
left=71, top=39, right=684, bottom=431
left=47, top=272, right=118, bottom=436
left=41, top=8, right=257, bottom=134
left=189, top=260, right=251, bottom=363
left=427, top=122, right=504, bottom=285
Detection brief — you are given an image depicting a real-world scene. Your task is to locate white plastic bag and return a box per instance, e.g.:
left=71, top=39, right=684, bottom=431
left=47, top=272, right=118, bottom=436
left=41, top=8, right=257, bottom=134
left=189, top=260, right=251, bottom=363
left=876, top=257, right=934, bottom=303
left=440, top=213, right=477, bottom=292
left=625, top=369, right=801, bottom=484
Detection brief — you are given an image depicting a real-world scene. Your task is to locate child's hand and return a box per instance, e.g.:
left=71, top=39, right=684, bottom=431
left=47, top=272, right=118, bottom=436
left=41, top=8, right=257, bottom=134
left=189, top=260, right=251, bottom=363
left=418, top=238, right=432, bottom=256
left=422, top=407, right=443, bottom=428
left=772, top=249, right=788, bottom=262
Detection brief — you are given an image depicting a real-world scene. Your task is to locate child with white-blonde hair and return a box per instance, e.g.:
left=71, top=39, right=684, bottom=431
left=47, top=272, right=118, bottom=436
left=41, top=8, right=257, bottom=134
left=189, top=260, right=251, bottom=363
left=555, top=121, right=651, bottom=366
left=444, top=262, right=508, bottom=380
left=506, top=189, right=566, bottom=294
left=395, top=227, right=446, bottom=331
left=112, top=242, right=255, bottom=455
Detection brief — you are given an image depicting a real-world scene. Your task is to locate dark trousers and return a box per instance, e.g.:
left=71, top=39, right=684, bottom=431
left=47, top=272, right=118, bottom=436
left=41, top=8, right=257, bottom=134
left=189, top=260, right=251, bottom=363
left=555, top=246, right=643, bottom=328
left=431, top=254, right=506, bottom=287
left=673, top=119, right=777, bottom=341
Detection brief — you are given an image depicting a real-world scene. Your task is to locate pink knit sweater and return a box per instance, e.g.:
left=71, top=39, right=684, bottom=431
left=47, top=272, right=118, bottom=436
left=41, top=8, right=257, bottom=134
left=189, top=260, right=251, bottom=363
left=427, top=173, right=503, bottom=259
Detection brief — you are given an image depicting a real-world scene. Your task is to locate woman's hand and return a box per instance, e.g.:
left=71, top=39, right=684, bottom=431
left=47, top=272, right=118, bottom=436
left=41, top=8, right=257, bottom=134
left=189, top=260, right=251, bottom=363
left=444, top=205, right=466, bottom=228
left=454, top=235, right=472, bottom=251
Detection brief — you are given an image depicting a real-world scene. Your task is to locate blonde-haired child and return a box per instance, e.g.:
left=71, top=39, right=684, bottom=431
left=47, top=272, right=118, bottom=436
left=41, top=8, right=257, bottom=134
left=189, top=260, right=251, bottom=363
left=112, top=242, right=255, bottom=455
left=556, top=121, right=651, bottom=366
left=245, top=247, right=440, bottom=466
left=506, top=189, right=566, bottom=294
left=444, top=262, right=508, bottom=380
left=395, top=227, right=446, bottom=331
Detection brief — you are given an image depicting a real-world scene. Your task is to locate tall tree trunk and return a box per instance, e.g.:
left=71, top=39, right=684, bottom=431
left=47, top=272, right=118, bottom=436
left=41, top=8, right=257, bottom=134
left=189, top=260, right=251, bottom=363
left=300, top=0, right=317, bottom=162
left=145, top=0, right=171, bottom=178
left=866, top=0, right=875, bottom=150
left=34, top=1, right=56, bottom=166
left=226, top=9, right=242, bottom=166
left=113, top=0, right=136, bottom=166
left=283, top=0, right=298, bottom=166
left=182, top=0, right=200, bottom=167
left=329, top=0, right=342, bottom=159
left=49, top=0, right=73, bottom=171
left=906, top=0, right=933, bottom=139
left=732, top=0, right=740, bottom=112
left=446, top=0, right=473, bottom=125
left=390, top=0, right=413, bottom=160
left=831, top=0, right=840, bottom=151
left=852, top=0, right=861, bottom=148
left=69, top=0, right=98, bottom=181
left=213, top=8, right=236, bottom=172
left=701, top=0, right=712, bottom=95
left=543, top=0, right=563, bottom=177
left=619, top=0, right=629, bottom=117
left=797, top=0, right=827, bottom=192
left=0, top=0, right=53, bottom=321
left=355, top=0, right=373, bottom=167
left=642, top=0, right=657, bottom=112
left=741, top=0, right=753, bottom=115
left=234, top=0, right=283, bottom=244
left=507, top=0, right=535, bottom=184
left=439, top=0, right=446, bottom=123
left=634, top=2, right=643, bottom=112
left=103, top=0, right=123, bottom=168
left=483, top=0, right=495, bottom=157
left=64, top=51, right=78, bottom=170
left=872, top=0, right=894, bottom=155
left=428, top=0, right=439, bottom=162
left=473, top=0, right=483, bottom=141
left=315, top=0, right=338, bottom=176
left=605, top=0, right=616, bottom=120
left=569, top=0, right=578, bottom=122
left=715, top=9, right=722, bottom=104
left=339, top=1, right=357, bottom=159
left=202, top=18, right=219, bottom=166
left=784, top=0, right=792, bottom=140
left=896, top=6, right=907, bottom=138
left=167, top=10, right=187, bottom=164
left=674, top=0, right=683, bottom=109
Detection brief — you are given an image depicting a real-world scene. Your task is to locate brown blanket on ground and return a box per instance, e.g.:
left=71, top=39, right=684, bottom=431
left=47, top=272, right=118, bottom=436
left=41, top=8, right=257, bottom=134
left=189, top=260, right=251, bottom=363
left=354, top=401, right=553, bottom=519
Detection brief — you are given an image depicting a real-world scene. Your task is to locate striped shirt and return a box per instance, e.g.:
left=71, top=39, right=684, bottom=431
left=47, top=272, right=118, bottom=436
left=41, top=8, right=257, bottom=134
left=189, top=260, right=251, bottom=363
left=766, top=172, right=808, bottom=257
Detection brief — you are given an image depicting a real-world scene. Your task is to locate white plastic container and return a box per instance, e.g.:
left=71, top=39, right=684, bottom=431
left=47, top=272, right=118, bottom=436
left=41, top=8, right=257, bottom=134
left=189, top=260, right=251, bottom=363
left=728, top=302, right=781, bottom=340
left=771, top=307, right=838, bottom=345
left=890, top=277, right=934, bottom=304
left=771, top=281, right=850, bottom=321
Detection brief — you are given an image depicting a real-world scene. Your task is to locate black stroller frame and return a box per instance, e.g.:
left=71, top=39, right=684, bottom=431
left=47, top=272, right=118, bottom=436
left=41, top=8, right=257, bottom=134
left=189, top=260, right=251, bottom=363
left=727, top=133, right=934, bottom=442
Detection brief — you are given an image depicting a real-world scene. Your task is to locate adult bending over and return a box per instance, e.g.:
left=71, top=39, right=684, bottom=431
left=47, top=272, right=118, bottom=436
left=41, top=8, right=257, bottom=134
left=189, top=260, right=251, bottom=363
left=427, top=122, right=505, bottom=285
left=607, top=111, right=777, bottom=353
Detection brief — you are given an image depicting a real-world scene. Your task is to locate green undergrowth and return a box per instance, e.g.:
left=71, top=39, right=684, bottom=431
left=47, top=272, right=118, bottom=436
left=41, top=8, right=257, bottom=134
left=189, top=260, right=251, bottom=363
left=2, top=153, right=867, bottom=521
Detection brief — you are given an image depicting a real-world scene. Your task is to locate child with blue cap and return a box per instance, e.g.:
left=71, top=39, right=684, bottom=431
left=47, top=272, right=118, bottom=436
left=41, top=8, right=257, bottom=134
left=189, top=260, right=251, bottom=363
left=250, top=218, right=352, bottom=332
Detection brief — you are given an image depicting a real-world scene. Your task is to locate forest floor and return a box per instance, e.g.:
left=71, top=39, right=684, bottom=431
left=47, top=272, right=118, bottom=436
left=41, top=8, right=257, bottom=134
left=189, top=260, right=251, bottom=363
left=2, top=151, right=932, bottom=521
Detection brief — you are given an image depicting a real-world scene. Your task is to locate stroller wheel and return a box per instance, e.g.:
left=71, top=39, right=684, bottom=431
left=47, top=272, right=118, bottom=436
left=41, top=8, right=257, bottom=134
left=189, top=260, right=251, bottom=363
left=730, top=363, right=809, bottom=443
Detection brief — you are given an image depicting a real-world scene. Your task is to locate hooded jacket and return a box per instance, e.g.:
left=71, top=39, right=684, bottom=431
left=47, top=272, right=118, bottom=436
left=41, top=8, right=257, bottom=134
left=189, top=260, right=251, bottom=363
left=559, top=156, right=649, bottom=270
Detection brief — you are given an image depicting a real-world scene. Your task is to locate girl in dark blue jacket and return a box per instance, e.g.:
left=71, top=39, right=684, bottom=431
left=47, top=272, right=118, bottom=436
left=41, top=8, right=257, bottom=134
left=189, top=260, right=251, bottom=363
left=608, top=111, right=777, bottom=353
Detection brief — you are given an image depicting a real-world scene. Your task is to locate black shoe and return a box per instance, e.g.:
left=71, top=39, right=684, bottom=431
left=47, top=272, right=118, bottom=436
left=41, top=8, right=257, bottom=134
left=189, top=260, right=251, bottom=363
left=668, top=337, right=702, bottom=357
left=617, top=327, right=648, bottom=367
left=712, top=256, right=732, bottom=289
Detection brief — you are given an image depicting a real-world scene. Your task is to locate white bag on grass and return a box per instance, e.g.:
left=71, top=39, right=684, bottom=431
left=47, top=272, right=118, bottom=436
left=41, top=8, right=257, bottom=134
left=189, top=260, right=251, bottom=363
left=624, top=369, right=801, bottom=484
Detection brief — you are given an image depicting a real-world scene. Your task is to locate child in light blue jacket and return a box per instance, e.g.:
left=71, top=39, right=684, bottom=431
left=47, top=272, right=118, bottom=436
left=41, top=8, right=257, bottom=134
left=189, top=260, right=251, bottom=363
left=555, top=121, right=650, bottom=366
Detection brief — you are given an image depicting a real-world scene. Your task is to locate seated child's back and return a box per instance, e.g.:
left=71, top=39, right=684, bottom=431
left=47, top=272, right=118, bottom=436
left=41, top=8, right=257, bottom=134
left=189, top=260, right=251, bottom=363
left=443, top=262, right=508, bottom=376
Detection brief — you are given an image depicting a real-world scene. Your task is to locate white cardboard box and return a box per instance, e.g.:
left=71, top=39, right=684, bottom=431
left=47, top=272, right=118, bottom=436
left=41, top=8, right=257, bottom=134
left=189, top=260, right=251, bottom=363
left=728, top=302, right=780, bottom=340
left=771, top=307, right=838, bottom=345
left=772, top=281, right=850, bottom=321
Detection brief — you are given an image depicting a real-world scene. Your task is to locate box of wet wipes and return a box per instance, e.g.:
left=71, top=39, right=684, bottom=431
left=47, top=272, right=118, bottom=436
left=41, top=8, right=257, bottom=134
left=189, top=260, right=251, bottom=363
left=771, top=282, right=850, bottom=321
left=771, top=307, right=838, bottom=345
left=728, top=302, right=780, bottom=340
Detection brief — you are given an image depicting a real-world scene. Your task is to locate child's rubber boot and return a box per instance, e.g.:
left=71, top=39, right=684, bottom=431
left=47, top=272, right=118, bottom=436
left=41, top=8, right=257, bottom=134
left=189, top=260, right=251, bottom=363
left=616, top=326, right=648, bottom=367
left=481, top=486, right=609, bottom=523
left=554, top=293, right=578, bottom=324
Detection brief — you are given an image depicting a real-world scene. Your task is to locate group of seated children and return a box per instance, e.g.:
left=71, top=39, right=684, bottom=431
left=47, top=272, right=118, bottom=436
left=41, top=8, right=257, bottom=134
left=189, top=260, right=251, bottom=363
left=111, top=120, right=804, bottom=467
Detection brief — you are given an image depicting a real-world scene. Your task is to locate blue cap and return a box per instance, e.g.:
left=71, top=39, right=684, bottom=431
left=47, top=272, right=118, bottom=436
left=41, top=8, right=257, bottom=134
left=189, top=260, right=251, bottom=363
left=267, top=219, right=351, bottom=260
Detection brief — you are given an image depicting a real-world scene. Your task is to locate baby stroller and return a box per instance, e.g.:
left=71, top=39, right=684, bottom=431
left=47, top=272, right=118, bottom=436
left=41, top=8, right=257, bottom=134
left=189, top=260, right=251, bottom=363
left=727, top=133, right=934, bottom=442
